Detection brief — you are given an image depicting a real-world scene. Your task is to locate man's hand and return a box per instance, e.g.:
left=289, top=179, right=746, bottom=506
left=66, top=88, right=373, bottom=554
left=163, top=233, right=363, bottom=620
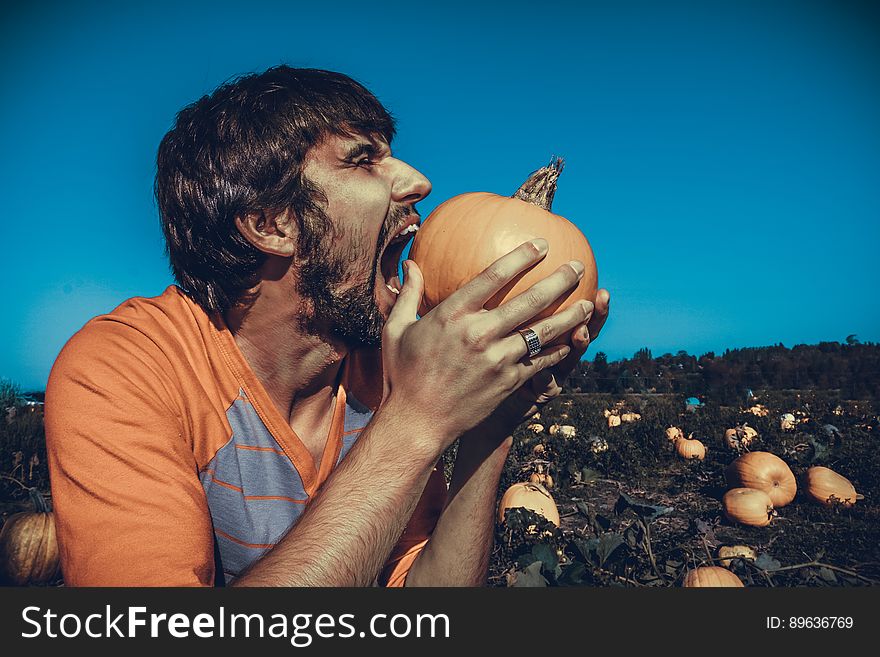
left=476, top=288, right=611, bottom=434
left=380, top=239, right=592, bottom=452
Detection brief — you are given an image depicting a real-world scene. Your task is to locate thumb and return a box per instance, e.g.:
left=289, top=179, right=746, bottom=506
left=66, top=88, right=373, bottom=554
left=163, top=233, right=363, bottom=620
left=387, top=259, right=424, bottom=327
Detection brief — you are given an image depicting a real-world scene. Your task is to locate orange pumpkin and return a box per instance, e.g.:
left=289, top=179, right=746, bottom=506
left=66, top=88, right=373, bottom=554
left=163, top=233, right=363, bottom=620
left=725, top=451, right=797, bottom=507
left=804, top=466, right=861, bottom=507
left=723, top=488, right=775, bottom=527
left=409, top=158, right=598, bottom=339
left=675, top=436, right=706, bottom=460
left=0, top=489, right=61, bottom=586
left=682, top=566, right=745, bottom=587
left=718, top=545, right=757, bottom=568
left=498, top=482, right=561, bottom=526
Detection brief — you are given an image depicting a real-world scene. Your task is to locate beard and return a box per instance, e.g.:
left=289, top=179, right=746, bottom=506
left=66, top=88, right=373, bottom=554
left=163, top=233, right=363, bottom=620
left=294, top=205, right=408, bottom=349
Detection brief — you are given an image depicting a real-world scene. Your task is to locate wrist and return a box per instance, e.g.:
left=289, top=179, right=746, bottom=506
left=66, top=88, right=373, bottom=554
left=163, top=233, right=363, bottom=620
left=373, top=394, right=455, bottom=462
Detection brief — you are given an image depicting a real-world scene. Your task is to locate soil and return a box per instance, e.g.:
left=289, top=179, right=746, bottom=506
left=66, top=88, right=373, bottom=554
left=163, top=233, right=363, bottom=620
left=485, top=390, right=880, bottom=587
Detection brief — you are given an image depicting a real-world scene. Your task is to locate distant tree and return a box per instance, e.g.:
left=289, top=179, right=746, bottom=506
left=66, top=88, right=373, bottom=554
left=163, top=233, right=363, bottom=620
left=846, top=334, right=860, bottom=345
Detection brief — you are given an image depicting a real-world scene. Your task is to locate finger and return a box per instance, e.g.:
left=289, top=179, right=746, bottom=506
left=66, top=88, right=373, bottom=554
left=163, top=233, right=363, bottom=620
left=587, top=288, right=611, bottom=341
left=384, top=259, right=423, bottom=337
left=486, top=259, right=585, bottom=337
left=504, top=299, right=593, bottom=361
left=513, top=344, right=572, bottom=388
left=439, top=238, right=549, bottom=317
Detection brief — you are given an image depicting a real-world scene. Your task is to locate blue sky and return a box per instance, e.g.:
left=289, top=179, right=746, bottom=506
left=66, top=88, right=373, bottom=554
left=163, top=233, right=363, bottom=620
left=2, top=0, right=878, bottom=391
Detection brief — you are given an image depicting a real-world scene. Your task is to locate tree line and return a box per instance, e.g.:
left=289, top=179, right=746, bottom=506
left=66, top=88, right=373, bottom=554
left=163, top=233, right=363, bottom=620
left=566, top=341, right=880, bottom=404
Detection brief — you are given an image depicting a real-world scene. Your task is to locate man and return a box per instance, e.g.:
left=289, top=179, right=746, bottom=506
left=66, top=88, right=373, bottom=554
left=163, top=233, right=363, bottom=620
left=45, top=66, right=610, bottom=586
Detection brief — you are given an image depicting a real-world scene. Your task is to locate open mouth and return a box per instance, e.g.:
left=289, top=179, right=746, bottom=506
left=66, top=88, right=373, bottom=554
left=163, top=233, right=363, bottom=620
left=379, top=222, right=419, bottom=297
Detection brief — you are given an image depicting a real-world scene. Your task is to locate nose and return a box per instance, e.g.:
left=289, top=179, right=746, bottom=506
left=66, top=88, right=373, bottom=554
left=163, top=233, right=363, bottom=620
left=390, top=158, right=432, bottom=205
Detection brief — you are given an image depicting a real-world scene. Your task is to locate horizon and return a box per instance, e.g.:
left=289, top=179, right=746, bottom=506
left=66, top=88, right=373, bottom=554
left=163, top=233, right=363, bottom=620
left=2, top=0, right=879, bottom=391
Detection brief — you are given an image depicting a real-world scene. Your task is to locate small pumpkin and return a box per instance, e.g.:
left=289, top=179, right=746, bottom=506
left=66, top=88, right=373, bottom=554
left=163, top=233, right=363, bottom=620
left=723, top=488, right=775, bottom=527
left=409, top=158, right=598, bottom=341
left=0, top=488, right=61, bottom=586
left=529, top=472, right=554, bottom=490
left=675, top=435, right=706, bottom=460
left=620, top=412, right=641, bottom=423
left=780, top=413, right=796, bottom=431
left=724, top=425, right=757, bottom=450
left=498, top=482, right=561, bottom=526
left=526, top=423, right=544, bottom=434
left=726, top=451, right=797, bottom=508
left=804, top=466, right=862, bottom=507
left=607, top=414, right=621, bottom=428
left=532, top=443, right=546, bottom=457
left=588, top=437, right=609, bottom=454
left=718, top=545, right=757, bottom=568
left=682, top=566, right=745, bottom=587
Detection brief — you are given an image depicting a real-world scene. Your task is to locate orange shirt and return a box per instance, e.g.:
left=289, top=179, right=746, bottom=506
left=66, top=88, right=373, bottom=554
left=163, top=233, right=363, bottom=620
left=44, top=285, right=446, bottom=586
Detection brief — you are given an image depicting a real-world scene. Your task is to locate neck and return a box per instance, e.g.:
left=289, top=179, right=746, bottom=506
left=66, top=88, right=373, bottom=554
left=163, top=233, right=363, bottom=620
left=224, top=272, right=348, bottom=425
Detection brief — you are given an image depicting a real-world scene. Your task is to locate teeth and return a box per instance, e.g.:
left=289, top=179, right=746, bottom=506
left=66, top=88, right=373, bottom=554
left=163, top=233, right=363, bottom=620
left=394, top=224, right=419, bottom=240
left=385, top=283, right=400, bottom=295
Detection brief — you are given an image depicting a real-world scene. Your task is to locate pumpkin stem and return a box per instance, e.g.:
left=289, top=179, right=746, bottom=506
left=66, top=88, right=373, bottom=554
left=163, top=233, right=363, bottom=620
left=27, top=487, right=51, bottom=513
left=512, top=156, right=564, bottom=211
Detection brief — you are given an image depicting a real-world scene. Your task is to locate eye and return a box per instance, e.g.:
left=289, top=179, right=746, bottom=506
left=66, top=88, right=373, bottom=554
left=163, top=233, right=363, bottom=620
left=354, top=157, right=376, bottom=168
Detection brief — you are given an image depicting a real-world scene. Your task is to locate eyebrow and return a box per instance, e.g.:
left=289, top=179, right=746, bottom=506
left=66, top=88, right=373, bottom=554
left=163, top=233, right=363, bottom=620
left=342, top=141, right=388, bottom=161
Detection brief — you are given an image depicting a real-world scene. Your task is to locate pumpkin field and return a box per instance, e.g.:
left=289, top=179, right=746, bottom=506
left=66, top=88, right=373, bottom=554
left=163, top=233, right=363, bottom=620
left=484, top=390, right=879, bottom=587
left=1, top=385, right=878, bottom=587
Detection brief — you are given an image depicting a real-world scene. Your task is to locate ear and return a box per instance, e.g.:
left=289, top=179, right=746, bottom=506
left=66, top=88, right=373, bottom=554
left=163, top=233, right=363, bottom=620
left=234, top=209, right=296, bottom=257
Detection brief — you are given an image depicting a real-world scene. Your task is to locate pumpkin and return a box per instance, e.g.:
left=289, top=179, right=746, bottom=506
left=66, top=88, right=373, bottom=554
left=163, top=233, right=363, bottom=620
left=588, top=437, right=609, bottom=454
left=408, top=158, right=598, bottom=341
left=718, top=545, right=757, bottom=567
left=723, top=488, right=775, bottom=527
left=780, top=413, right=796, bottom=431
left=804, top=466, right=861, bottom=507
left=498, top=482, right=561, bottom=526
left=620, top=412, right=641, bottom=423
left=725, top=451, right=797, bottom=508
left=607, top=414, right=621, bottom=428
left=529, top=472, right=554, bottom=490
left=724, top=425, right=757, bottom=450
left=682, top=566, right=745, bottom=587
left=665, top=427, right=684, bottom=443
left=675, top=436, right=706, bottom=460
left=0, top=488, right=61, bottom=586
left=526, top=423, right=544, bottom=434
left=532, top=443, right=546, bottom=457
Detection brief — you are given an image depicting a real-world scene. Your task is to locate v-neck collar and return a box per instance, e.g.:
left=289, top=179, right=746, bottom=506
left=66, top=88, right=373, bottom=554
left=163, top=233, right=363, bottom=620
left=208, top=314, right=350, bottom=497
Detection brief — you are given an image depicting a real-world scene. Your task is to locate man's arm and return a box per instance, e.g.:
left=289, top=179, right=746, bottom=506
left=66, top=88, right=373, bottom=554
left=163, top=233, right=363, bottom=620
left=401, top=288, right=611, bottom=587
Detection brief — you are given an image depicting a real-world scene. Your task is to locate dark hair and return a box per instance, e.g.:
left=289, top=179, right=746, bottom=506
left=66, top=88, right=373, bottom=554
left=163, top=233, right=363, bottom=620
left=155, top=66, right=396, bottom=314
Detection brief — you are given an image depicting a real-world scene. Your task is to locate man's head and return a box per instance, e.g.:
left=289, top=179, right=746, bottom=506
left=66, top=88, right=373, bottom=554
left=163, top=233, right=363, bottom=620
left=156, top=65, right=429, bottom=347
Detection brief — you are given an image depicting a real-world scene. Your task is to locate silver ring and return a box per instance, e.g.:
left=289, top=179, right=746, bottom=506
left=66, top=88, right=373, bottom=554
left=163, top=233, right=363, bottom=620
left=518, top=328, right=542, bottom=358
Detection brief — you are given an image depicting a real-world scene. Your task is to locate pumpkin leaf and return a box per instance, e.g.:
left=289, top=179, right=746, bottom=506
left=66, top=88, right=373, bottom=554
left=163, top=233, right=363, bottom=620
left=531, top=543, right=559, bottom=573
left=596, top=533, right=625, bottom=567
left=508, top=560, right=549, bottom=587
left=614, top=492, right=673, bottom=522
left=580, top=467, right=601, bottom=483
left=557, top=561, right=588, bottom=586
left=755, top=553, right=782, bottom=571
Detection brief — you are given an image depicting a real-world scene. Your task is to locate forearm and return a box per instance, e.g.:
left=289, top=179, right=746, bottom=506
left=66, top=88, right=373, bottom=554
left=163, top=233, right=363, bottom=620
left=404, top=424, right=513, bottom=587
left=232, top=407, right=445, bottom=587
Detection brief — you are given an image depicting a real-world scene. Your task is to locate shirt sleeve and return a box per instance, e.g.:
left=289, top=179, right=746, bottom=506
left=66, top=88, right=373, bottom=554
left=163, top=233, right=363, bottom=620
left=378, top=460, right=448, bottom=587
left=45, top=320, right=216, bottom=586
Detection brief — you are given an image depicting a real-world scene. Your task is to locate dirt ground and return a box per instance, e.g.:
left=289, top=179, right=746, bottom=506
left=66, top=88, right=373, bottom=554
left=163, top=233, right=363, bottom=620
left=486, top=390, right=880, bottom=586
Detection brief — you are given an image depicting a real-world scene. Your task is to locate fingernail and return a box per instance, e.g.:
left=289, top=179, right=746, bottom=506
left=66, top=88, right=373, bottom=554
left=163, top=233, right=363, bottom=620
left=530, top=238, right=549, bottom=256
left=581, top=301, right=594, bottom=315
left=402, top=260, right=410, bottom=278
left=569, top=260, right=585, bottom=278
left=580, top=325, right=589, bottom=340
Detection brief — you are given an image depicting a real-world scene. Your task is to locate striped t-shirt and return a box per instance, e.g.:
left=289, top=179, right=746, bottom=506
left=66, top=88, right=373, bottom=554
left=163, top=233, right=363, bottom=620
left=45, top=285, right=447, bottom=586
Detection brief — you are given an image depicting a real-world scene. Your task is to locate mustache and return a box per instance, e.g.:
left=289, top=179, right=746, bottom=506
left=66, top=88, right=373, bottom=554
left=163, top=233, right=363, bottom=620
left=378, top=205, right=420, bottom=247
